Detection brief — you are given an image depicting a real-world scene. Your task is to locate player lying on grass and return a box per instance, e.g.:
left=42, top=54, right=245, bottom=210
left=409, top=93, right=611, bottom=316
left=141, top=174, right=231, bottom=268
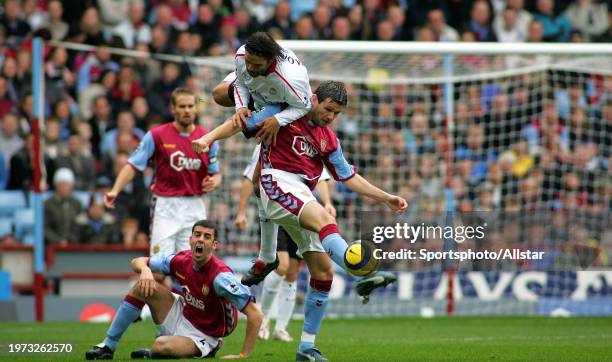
left=193, top=81, right=406, bottom=361
left=85, top=220, right=262, bottom=360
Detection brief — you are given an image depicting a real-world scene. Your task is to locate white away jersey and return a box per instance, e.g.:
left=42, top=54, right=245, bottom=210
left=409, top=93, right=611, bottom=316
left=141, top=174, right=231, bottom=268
left=233, top=45, right=312, bottom=126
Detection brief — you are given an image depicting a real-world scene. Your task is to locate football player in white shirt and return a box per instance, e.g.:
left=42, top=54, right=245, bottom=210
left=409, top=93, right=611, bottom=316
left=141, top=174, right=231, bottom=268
left=209, top=32, right=315, bottom=286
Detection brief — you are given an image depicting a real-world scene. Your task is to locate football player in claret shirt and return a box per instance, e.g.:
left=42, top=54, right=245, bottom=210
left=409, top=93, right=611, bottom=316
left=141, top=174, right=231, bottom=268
left=104, top=87, right=222, bottom=257
left=85, top=220, right=263, bottom=360
left=193, top=81, right=406, bottom=361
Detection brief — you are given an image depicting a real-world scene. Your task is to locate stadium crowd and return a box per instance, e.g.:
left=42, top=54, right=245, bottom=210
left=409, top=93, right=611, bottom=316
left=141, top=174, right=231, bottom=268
left=0, top=0, right=609, bottom=265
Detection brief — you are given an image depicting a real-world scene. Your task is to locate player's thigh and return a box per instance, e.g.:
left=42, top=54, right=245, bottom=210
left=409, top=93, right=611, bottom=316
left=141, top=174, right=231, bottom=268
left=281, top=224, right=326, bottom=270
left=130, top=286, right=175, bottom=325
left=152, top=335, right=200, bottom=358
left=259, top=171, right=316, bottom=228
left=298, top=200, right=337, bottom=233
left=302, top=251, right=333, bottom=281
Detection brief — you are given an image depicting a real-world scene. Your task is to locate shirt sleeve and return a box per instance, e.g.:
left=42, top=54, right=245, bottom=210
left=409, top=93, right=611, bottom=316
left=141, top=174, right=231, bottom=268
left=273, top=66, right=312, bottom=126
left=323, top=139, right=356, bottom=182
left=207, top=141, right=220, bottom=174
left=242, top=104, right=282, bottom=138
left=213, top=272, right=254, bottom=311
left=148, top=253, right=175, bottom=275
left=128, top=131, right=155, bottom=171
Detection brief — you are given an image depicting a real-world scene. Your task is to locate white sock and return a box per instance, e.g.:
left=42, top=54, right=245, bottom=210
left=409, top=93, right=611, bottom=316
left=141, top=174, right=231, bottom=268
left=257, top=198, right=278, bottom=263
left=275, top=280, right=297, bottom=331
left=260, top=271, right=283, bottom=317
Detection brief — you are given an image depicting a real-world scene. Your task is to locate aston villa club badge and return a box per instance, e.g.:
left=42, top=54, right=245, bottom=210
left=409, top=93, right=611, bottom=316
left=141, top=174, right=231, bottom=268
left=321, top=139, right=327, bottom=152
left=202, top=284, right=209, bottom=296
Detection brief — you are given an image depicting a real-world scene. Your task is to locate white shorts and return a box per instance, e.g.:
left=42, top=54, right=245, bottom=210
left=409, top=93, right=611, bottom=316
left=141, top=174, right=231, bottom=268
left=150, top=196, right=207, bottom=255
left=259, top=169, right=325, bottom=255
left=157, top=294, right=221, bottom=358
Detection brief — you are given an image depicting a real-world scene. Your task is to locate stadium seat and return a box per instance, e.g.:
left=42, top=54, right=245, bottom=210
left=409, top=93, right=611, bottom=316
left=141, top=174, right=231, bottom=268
left=0, top=217, right=12, bottom=238
left=0, top=191, right=27, bottom=217
left=13, top=209, right=34, bottom=243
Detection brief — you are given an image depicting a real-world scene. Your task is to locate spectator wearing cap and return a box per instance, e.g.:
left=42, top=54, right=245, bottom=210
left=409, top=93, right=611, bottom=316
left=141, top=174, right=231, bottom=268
left=72, top=192, right=121, bottom=244
left=263, top=0, right=293, bottom=39
left=44, top=168, right=83, bottom=245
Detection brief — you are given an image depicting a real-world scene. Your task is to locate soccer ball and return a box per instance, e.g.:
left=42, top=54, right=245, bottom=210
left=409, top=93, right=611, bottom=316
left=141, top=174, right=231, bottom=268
left=343, top=240, right=380, bottom=277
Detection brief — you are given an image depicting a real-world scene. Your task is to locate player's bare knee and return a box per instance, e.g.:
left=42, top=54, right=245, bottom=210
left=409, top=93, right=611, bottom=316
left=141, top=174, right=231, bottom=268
left=276, top=263, right=288, bottom=276
left=152, top=336, right=173, bottom=355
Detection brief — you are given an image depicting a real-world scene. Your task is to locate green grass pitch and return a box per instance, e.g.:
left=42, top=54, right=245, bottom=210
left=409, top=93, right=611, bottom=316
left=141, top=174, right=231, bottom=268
left=1, top=317, right=611, bottom=361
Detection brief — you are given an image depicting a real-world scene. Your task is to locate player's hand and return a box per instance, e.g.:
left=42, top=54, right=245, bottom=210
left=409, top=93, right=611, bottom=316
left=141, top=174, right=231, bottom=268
left=104, top=191, right=118, bottom=209
left=201, top=174, right=222, bottom=193
left=192, top=136, right=212, bottom=153
left=232, top=108, right=252, bottom=129
left=324, top=202, right=337, bottom=219
left=221, top=354, right=246, bottom=359
left=137, top=268, right=157, bottom=298
left=255, top=117, right=280, bottom=146
left=384, top=195, right=408, bottom=213
left=235, top=212, right=247, bottom=231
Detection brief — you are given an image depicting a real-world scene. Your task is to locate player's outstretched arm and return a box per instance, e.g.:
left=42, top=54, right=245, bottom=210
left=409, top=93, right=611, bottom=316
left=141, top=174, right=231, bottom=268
left=222, top=302, right=262, bottom=359
left=192, top=119, right=242, bottom=153
left=104, top=164, right=137, bottom=208
left=343, top=174, right=408, bottom=213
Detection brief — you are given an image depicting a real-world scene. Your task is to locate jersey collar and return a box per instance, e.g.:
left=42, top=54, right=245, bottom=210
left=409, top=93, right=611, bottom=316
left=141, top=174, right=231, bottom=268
left=265, top=59, right=277, bottom=75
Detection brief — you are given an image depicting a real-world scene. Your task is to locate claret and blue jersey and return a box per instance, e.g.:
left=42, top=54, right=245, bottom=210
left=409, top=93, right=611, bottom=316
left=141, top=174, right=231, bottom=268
left=243, top=105, right=356, bottom=190
left=128, top=123, right=220, bottom=197
left=148, top=251, right=254, bottom=338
